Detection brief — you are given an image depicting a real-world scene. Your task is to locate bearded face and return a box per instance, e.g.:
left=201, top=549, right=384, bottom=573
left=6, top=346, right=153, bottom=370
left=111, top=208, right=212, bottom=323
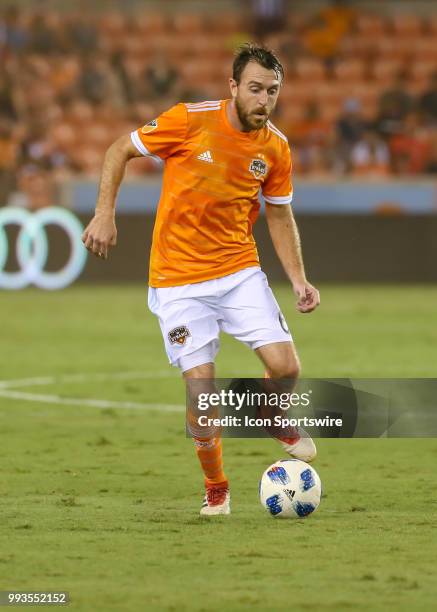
left=230, top=61, right=281, bottom=132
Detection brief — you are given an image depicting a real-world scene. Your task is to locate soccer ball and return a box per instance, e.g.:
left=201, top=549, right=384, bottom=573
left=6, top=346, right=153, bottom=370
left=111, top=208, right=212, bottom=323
left=259, top=459, right=322, bottom=518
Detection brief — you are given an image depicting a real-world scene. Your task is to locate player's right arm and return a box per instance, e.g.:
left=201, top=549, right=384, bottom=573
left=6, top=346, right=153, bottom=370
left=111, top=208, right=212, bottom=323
left=82, top=103, right=187, bottom=260
left=82, top=134, right=142, bottom=260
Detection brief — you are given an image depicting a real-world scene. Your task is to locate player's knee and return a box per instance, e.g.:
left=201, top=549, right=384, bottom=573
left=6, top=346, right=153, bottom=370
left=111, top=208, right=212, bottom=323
left=267, top=359, right=301, bottom=380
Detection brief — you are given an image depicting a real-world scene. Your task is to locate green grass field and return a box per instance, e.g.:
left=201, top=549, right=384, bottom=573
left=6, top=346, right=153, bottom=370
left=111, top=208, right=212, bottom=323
left=1, top=285, right=436, bottom=612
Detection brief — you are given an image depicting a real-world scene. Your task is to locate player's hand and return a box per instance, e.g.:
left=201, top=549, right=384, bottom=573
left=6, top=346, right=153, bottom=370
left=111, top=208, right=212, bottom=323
left=293, top=280, right=320, bottom=314
left=82, top=212, right=117, bottom=260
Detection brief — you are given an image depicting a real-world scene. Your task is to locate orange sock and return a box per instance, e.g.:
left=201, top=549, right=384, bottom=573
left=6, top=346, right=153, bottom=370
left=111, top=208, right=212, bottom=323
left=194, top=437, right=227, bottom=487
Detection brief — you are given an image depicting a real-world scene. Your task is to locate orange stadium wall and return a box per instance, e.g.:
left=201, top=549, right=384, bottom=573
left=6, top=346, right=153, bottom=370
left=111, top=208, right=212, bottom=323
left=77, top=214, right=437, bottom=284
left=7, top=0, right=436, bottom=13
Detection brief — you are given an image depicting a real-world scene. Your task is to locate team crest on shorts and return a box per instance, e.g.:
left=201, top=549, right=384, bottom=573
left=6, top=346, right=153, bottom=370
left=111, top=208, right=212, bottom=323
left=278, top=312, right=290, bottom=334
left=168, top=325, right=191, bottom=345
left=249, top=158, right=268, bottom=179
left=141, top=119, right=158, bottom=134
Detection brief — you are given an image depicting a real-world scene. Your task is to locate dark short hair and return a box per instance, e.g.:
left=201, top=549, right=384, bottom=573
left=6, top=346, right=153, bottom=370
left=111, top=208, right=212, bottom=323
left=232, top=43, right=284, bottom=84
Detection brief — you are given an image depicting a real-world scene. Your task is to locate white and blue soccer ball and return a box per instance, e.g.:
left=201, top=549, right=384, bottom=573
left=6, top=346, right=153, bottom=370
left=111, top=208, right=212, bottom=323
left=259, top=459, right=322, bottom=518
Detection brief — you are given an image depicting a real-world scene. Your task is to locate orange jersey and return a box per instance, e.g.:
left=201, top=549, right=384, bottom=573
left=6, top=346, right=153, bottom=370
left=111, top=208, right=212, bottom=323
left=131, top=99, right=293, bottom=288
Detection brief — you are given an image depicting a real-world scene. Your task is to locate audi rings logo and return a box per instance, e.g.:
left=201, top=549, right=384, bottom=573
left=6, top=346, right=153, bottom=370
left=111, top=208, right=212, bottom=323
left=0, top=207, right=87, bottom=290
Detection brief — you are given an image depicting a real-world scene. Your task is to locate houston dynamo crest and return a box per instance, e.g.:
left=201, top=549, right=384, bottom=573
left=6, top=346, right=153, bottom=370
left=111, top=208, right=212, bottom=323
left=168, top=325, right=191, bottom=345
left=249, top=158, right=268, bottom=179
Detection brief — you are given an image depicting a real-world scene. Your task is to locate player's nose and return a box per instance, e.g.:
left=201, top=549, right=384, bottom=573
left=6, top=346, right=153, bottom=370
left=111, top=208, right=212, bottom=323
left=257, top=90, right=268, bottom=106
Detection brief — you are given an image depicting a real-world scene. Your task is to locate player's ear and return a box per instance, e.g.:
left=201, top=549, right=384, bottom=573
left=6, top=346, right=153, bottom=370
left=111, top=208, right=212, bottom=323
left=229, top=78, right=238, bottom=98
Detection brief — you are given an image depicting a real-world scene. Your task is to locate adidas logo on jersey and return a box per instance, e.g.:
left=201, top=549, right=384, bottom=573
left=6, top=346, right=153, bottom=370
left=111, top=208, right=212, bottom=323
left=197, top=150, right=214, bottom=163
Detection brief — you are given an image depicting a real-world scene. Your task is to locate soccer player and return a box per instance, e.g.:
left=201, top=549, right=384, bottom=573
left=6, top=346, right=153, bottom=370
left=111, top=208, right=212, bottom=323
left=82, top=44, right=320, bottom=516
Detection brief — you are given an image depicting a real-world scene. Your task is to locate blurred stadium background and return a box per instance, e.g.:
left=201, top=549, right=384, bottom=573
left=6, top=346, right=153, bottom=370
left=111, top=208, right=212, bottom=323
left=1, top=0, right=437, bottom=287
left=2, top=0, right=437, bottom=182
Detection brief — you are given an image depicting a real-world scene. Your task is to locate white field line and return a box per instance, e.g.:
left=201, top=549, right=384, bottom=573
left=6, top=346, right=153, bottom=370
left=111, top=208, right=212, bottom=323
left=0, top=371, right=184, bottom=413
left=0, top=389, right=184, bottom=412
left=0, top=370, right=176, bottom=390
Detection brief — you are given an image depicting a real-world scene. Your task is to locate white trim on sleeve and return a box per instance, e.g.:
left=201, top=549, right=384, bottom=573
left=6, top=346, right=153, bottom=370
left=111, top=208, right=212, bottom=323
left=263, top=192, right=293, bottom=205
left=130, top=131, right=162, bottom=162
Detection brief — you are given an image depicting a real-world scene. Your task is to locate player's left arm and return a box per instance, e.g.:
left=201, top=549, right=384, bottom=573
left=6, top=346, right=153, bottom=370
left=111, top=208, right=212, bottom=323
left=263, top=142, right=320, bottom=314
left=265, top=203, right=320, bottom=313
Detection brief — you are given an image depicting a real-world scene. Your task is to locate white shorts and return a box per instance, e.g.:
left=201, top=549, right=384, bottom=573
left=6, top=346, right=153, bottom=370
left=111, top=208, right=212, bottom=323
left=148, top=266, right=292, bottom=372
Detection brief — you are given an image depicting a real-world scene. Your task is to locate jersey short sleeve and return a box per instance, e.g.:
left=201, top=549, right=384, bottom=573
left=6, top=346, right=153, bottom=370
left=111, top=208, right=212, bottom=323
left=130, top=103, right=187, bottom=161
left=262, top=144, right=293, bottom=205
